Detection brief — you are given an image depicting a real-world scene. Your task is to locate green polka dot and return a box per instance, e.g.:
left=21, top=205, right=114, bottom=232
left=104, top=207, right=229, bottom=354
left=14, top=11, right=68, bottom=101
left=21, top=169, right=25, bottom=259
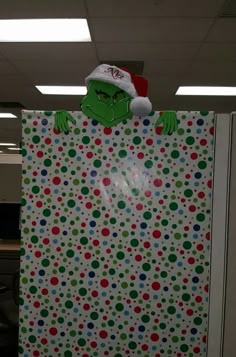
left=167, top=306, right=176, bottom=314
left=68, top=149, right=76, bottom=157
left=65, top=300, right=73, bottom=309
left=129, top=290, right=138, bottom=299
left=169, top=202, right=178, bottom=211
left=133, top=136, right=141, bottom=145
left=198, top=161, right=207, bottom=169
left=116, top=251, right=125, bottom=260
left=142, top=263, right=151, bottom=271
left=143, top=211, right=152, bottom=220
left=129, top=341, right=137, bottom=350
left=141, top=314, right=150, bottom=323
left=118, top=150, right=127, bottom=158
left=182, top=293, right=191, bottom=302
left=171, top=150, right=180, bottom=159
left=168, top=254, right=177, bottom=263
left=78, top=338, right=86, bottom=346
left=94, top=159, right=102, bottom=168
left=66, top=250, right=74, bottom=258
left=130, top=239, right=139, bottom=247
left=82, top=136, right=90, bottom=144
left=183, top=241, right=192, bottom=249
left=180, top=344, right=189, bottom=352
left=186, top=136, right=195, bottom=145
left=32, top=135, right=40, bottom=144
left=116, top=303, right=124, bottom=312
left=118, top=201, right=126, bottom=209
left=194, top=317, right=202, bottom=325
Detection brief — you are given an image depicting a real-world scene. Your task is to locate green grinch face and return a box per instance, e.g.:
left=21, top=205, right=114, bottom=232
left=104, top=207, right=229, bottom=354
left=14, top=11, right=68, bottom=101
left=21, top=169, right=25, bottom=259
left=81, top=80, right=133, bottom=127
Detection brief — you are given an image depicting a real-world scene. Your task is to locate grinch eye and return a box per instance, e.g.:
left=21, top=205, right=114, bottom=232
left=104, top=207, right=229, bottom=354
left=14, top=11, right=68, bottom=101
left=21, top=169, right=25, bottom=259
left=96, top=90, right=111, bottom=103
left=113, top=90, right=126, bottom=103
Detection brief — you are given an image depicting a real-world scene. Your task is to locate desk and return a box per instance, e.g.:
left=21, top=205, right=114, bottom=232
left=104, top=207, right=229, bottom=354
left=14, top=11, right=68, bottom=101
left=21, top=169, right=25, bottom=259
left=0, top=240, right=20, bottom=253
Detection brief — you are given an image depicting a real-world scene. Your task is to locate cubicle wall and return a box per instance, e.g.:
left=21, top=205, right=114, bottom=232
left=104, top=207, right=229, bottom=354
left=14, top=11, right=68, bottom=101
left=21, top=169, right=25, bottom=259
left=19, top=111, right=222, bottom=357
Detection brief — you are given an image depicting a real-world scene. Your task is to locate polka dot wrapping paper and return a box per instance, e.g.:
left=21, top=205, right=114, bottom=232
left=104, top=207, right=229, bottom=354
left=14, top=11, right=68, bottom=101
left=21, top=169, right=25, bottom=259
left=20, top=111, right=214, bottom=357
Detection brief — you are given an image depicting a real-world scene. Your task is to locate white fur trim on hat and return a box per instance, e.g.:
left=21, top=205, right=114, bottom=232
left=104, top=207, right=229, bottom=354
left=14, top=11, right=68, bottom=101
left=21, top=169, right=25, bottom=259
left=85, top=64, right=137, bottom=98
left=130, top=97, right=152, bottom=117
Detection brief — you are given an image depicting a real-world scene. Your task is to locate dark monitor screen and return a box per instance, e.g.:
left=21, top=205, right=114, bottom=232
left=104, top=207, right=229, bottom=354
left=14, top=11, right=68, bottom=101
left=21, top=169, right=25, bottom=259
left=0, top=203, right=21, bottom=240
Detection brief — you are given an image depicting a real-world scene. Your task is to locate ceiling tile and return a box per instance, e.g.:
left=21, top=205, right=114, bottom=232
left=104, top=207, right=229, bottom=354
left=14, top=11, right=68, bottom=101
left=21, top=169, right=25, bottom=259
left=0, top=60, right=19, bottom=74
left=87, top=0, right=224, bottom=17
left=97, top=43, right=200, bottom=61
left=206, top=18, right=236, bottom=42
left=0, top=43, right=97, bottom=62
left=183, top=61, right=236, bottom=84
left=11, top=59, right=98, bottom=84
left=196, top=43, right=236, bottom=60
left=0, top=0, right=86, bottom=18
left=90, top=18, right=213, bottom=42
left=144, top=60, right=192, bottom=76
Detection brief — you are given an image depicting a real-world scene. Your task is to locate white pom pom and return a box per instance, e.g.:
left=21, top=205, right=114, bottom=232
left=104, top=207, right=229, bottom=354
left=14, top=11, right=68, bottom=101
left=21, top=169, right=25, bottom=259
left=130, top=97, right=152, bottom=117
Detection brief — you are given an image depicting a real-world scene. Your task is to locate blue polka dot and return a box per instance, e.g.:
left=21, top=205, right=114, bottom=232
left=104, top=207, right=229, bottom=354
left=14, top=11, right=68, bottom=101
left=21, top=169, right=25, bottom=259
left=40, top=219, right=47, bottom=226
left=140, top=274, right=146, bottom=280
left=197, top=119, right=204, bottom=126
left=91, top=170, right=97, bottom=177
left=193, top=224, right=200, bottom=231
left=143, top=119, right=150, bottom=126
left=89, top=271, right=95, bottom=278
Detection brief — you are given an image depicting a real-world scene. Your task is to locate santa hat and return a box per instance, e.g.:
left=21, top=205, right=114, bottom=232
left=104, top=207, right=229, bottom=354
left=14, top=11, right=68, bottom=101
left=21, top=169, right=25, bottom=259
left=85, top=64, right=152, bottom=117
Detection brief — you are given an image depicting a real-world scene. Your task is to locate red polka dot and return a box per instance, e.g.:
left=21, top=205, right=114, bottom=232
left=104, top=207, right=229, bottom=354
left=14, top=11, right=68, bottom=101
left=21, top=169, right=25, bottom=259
left=42, top=289, right=48, bottom=295
left=145, top=190, right=152, bottom=197
left=44, top=188, right=50, bottom=195
left=85, top=252, right=91, bottom=259
left=101, top=228, right=110, bottom=236
left=83, top=304, right=90, bottom=311
left=135, top=254, right=142, bottom=262
left=94, top=189, right=100, bottom=196
left=50, top=277, right=59, bottom=285
left=43, top=238, right=49, bottom=245
left=153, top=230, right=161, bottom=239
left=103, top=178, right=111, bottom=186
left=35, top=251, right=41, bottom=258
left=197, top=244, right=204, bottom=251
left=45, top=138, right=51, bottom=145
left=187, top=309, right=193, bottom=316
left=207, top=180, right=212, bottom=188
left=200, top=139, right=207, bottom=146
left=188, top=257, right=195, bottom=264
left=136, top=203, right=143, bottom=210
left=99, top=330, right=108, bottom=339
left=104, top=128, right=112, bottom=135
left=138, top=152, right=144, bottom=159
left=33, top=351, right=40, bottom=357
left=53, top=176, right=61, bottom=185
left=95, top=138, right=101, bottom=145
left=191, top=153, right=198, bottom=160
left=146, top=138, right=153, bottom=145
left=189, top=205, right=196, bottom=212
left=152, top=282, right=161, bottom=291
left=86, top=152, right=93, bottom=159
left=151, top=333, right=159, bottom=341
left=134, top=306, right=141, bottom=313
left=210, top=127, right=214, bottom=135
left=142, top=344, right=149, bottom=351
left=36, top=201, right=43, bottom=208
left=37, top=151, right=44, bottom=158
left=41, top=338, right=47, bottom=345
left=196, top=296, right=202, bottom=303
left=194, top=347, right=200, bottom=353
left=100, top=279, right=109, bottom=288
left=49, top=328, right=58, bottom=336
left=91, top=291, right=98, bottom=297
left=91, top=341, right=97, bottom=348
left=52, top=226, right=60, bottom=235
left=154, top=179, right=163, bottom=187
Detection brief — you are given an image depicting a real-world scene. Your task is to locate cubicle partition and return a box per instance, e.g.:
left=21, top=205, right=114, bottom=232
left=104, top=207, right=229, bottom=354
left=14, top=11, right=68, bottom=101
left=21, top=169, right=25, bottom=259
left=19, top=111, right=230, bottom=357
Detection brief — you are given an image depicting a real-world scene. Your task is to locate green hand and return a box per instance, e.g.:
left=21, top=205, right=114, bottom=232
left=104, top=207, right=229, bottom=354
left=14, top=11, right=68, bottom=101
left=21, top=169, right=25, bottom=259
left=54, top=111, right=76, bottom=133
left=155, top=111, right=178, bottom=135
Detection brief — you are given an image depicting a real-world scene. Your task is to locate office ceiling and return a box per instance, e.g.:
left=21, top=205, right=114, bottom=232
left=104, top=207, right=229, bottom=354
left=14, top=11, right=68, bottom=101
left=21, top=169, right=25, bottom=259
left=0, top=0, right=236, bottom=148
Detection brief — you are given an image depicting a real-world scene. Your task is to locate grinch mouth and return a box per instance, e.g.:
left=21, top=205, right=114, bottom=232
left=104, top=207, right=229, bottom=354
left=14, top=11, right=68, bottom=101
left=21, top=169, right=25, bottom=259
left=85, top=106, right=127, bottom=123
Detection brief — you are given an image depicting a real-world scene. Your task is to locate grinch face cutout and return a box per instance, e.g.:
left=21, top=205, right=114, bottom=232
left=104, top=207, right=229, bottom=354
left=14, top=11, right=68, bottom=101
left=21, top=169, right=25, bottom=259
left=81, top=80, right=133, bottom=127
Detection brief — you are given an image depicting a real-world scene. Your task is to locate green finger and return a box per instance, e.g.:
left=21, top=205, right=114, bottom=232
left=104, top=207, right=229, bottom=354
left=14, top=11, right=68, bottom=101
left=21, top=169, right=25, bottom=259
left=155, top=116, right=164, bottom=128
left=62, top=118, right=69, bottom=133
left=54, top=113, right=59, bottom=131
left=162, top=117, right=168, bottom=135
left=169, top=117, right=175, bottom=134
left=67, top=113, right=76, bottom=126
left=57, top=112, right=62, bottom=131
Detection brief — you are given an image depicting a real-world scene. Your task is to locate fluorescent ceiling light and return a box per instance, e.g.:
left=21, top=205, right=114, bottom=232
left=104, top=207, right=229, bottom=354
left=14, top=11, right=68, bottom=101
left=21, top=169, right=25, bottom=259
left=0, top=151, right=3, bottom=153
left=0, top=19, right=91, bottom=42
left=176, top=86, right=236, bottom=96
left=0, top=113, right=17, bottom=118
left=36, top=85, right=87, bottom=95
left=0, top=143, right=16, bottom=146
left=8, top=147, right=21, bottom=150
